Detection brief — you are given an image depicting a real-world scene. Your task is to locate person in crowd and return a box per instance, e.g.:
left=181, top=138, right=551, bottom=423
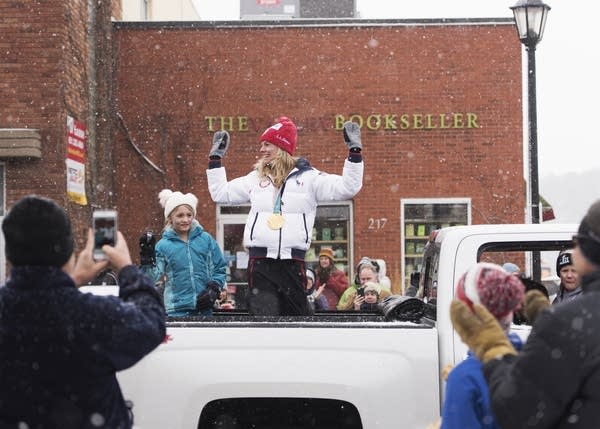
left=502, top=262, right=521, bottom=275
left=405, top=271, right=421, bottom=297
left=338, top=258, right=392, bottom=310
left=314, top=247, right=349, bottom=310
left=375, top=258, right=392, bottom=290
left=206, top=116, right=363, bottom=316
left=215, top=289, right=236, bottom=310
left=141, top=189, right=227, bottom=317
left=337, top=256, right=379, bottom=309
left=353, top=281, right=384, bottom=311
left=0, top=195, right=166, bottom=428
left=450, top=199, right=600, bottom=428
left=441, top=262, right=524, bottom=429
left=512, top=276, right=550, bottom=325
left=305, top=267, right=327, bottom=312
left=552, top=248, right=582, bottom=304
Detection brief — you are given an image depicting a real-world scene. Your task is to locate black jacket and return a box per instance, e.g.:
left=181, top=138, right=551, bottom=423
left=484, top=268, right=600, bottom=428
left=0, top=265, right=166, bottom=429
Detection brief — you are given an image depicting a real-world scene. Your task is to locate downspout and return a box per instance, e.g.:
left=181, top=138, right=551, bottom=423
left=87, top=0, right=98, bottom=206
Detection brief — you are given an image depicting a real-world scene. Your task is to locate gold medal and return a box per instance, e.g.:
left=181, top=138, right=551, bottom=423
left=267, top=213, right=285, bottom=230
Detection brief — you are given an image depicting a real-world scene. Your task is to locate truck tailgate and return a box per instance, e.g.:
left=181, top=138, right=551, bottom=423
left=118, top=321, right=439, bottom=429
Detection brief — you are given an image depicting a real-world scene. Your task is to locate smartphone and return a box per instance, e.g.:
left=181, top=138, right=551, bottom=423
left=357, top=287, right=365, bottom=297
left=93, top=210, right=118, bottom=261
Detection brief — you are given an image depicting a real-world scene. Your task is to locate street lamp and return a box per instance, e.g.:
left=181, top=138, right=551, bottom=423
left=510, top=0, right=551, bottom=280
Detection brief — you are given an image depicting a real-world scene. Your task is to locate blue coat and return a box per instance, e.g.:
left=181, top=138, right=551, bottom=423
left=0, top=265, right=165, bottom=429
left=147, top=221, right=227, bottom=316
left=441, top=333, right=523, bottom=429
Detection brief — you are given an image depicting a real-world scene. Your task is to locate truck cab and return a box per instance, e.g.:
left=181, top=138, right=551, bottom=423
left=417, top=223, right=578, bottom=403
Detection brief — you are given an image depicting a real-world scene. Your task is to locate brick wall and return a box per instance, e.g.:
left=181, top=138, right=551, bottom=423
left=112, top=20, right=524, bottom=291
left=0, top=0, right=119, bottom=252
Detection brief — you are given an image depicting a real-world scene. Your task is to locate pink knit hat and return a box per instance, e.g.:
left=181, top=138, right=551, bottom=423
left=456, top=262, right=524, bottom=318
left=259, top=116, right=297, bottom=155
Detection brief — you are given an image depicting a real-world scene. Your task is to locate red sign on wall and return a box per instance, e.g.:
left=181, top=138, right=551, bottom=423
left=66, top=115, right=88, bottom=205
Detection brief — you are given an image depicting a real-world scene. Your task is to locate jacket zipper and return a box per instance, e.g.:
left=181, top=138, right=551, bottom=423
left=250, top=212, right=259, bottom=240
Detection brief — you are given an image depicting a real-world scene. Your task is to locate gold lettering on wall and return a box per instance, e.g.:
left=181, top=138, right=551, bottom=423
left=204, top=113, right=480, bottom=132
left=334, top=114, right=480, bottom=130
left=205, top=116, right=250, bottom=132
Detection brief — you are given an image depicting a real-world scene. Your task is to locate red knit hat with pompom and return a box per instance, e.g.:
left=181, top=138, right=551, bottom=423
left=456, top=262, right=524, bottom=318
left=259, top=116, right=297, bottom=155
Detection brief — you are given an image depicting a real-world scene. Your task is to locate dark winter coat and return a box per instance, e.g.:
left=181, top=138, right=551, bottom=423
left=0, top=265, right=166, bottom=429
left=484, top=268, right=600, bottom=428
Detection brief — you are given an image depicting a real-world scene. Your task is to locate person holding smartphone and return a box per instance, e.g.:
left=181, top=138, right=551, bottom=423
left=353, top=281, right=383, bottom=311
left=0, top=195, right=165, bottom=428
left=141, top=189, right=227, bottom=317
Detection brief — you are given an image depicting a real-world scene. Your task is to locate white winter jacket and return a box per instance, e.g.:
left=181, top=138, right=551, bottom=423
left=206, top=158, right=363, bottom=259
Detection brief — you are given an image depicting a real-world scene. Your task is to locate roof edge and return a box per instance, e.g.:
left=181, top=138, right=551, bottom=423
left=113, top=17, right=514, bottom=31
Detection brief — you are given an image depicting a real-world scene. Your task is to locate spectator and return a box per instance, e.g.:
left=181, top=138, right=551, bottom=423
left=314, top=247, right=350, bottom=310
left=338, top=259, right=391, bottom=310
left=450, top=199, right=600, bottom=428
left=441, top=262, right=524, bottom=429
left=375, top=258, right=392, bottom=290
left=552, top=248, right=582, bottom=305
left=512, top=276, right=549, bottom=325
left=141, top=189, right=227, bottom=317
left=305, top=267, right=327, bottom=311
left=206, top=117, right=363, bottom=315
left=353, top=281, right=384, bottom=311
left=0, top=195, right=165, bottom=428
left=502, top=262, right=521, bottom=275
left=337, top=256, right=378, bottom=310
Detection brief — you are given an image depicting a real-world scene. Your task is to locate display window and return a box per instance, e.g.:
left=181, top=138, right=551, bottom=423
left=401, top=198, right=471, bottom=291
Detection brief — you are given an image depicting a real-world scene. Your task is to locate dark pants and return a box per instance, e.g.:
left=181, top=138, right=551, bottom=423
left=247, top=258, right=309, bottom=316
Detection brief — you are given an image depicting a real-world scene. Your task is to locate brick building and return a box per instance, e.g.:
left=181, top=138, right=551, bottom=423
left=112, top=19, right=524, bottom=293
left=0, top=2, right=525, bottom=292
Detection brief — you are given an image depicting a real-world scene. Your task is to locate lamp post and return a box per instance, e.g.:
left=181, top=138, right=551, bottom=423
left=510, top=0, right=550, bottom=280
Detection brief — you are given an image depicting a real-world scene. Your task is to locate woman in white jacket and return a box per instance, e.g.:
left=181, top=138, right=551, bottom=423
left=206, top=116, right=363, bottom=316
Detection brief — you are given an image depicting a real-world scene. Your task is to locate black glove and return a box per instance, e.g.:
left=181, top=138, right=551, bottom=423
left=209, top=130, right=230, bottom=159
left=343, top=121, right=362, bottom=151
left=139, top=231, right=156, bottom=266
left=196, top=281, right=222, bottom=312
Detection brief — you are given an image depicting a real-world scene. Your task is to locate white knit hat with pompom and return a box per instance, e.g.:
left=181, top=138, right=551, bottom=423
left=158, top=189, right=198, bottom=220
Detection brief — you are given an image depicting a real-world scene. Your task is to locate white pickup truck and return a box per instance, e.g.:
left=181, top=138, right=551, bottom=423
left=84, top=223, right=577, bottom=429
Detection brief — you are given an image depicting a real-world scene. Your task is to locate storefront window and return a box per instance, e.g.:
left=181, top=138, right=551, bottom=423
left=401, top=198, right=471, bottom=291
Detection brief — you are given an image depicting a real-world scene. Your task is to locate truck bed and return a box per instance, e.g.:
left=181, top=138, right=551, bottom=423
left=118, top=314, right=439, bottom=429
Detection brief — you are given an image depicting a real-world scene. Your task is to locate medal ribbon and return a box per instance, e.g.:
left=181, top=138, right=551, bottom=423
left=272, top=179, right=289, bottom=215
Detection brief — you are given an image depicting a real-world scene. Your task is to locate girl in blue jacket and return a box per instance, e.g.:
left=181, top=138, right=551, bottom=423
left=144, top=189, right=227, bottom=317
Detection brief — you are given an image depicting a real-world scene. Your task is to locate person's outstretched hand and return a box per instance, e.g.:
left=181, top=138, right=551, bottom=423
left=450, top=300, right=517, bottom=363
left=524, top=289, right=550, bottom=324
left=209, top=130, right=230, bottom=158
left=71, top=228, right=109, bottom=287
left=102, top=231, right=132, bottom=272
left=139, top=231, right=156, bottom=266
left=342, top=121, right=361, bottom=151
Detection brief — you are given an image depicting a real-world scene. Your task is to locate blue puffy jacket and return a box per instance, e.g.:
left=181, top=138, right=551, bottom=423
left=146, top=221, right=227, bottom=316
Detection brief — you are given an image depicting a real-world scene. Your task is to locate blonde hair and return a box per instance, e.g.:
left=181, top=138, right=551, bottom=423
left=162, top=204, right=194, bottom=232
left=254, top=148, right=298, bottom=187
